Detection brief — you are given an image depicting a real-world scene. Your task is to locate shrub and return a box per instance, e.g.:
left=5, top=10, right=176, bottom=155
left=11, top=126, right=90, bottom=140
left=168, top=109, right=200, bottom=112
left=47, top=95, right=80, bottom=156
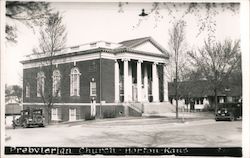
left=103, top=111, right=116, bottom=118
left=85, top=113, right=95, bottom=120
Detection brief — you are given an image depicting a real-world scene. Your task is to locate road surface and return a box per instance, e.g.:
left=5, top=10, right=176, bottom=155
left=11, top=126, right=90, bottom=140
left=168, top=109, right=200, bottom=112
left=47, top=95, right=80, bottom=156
left=5, top=117, right=241, bottom=147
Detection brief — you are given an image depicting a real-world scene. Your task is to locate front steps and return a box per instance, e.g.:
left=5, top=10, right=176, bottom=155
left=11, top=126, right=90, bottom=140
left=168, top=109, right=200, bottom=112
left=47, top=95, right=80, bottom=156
left=142, top=102, right=176, bottom=115
left=124, top=102, right=176, bottom=117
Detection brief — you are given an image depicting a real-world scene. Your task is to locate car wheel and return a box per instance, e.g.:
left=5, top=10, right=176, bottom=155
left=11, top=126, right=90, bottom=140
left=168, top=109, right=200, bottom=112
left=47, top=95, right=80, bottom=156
left=23, top=121, right=28, bottom=128
left=230, top=117, right=234, bottom=121
left=14, top=119, right=21, bottom=126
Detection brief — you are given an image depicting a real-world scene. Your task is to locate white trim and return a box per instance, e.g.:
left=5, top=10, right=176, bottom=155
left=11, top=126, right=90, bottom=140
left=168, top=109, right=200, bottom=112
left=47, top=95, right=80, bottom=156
left=23, top=53, right=101, bottom=69
left=23, top=51, right=167, bottom=69
left=23, top=102, right=123, bottom=106
left=116, top=52, right=167, bottom=64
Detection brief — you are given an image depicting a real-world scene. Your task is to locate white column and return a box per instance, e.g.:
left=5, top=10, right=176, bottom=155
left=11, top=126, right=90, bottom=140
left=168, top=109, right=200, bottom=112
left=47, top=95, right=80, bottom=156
left=137, top=60, right=143, bottom=102
left=143, top=64, right=149, bottom=102
left=114, top=60, right=119, bottom=102
left=123, top=58, right=130, bottom=102
left=128, top=62, right=132, bottom=101
left=163, top=64, right=169, bottom=102
left=152, top=62, right=159, bottom=102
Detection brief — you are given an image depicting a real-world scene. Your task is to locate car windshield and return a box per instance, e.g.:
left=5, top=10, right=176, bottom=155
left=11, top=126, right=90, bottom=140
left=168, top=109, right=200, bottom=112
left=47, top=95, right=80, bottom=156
left=33, top=110, right=42, bottom=114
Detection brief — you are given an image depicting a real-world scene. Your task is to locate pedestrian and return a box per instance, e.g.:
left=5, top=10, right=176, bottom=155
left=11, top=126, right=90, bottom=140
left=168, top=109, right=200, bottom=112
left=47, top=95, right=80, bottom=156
left=190, top=98, right=195, bottom=112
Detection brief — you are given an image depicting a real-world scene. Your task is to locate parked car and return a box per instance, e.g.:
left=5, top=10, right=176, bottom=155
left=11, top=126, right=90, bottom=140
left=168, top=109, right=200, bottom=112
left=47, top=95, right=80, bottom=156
left=215, top=102, right=242, bottom=121
left=13, top=108, right=46, bottom=128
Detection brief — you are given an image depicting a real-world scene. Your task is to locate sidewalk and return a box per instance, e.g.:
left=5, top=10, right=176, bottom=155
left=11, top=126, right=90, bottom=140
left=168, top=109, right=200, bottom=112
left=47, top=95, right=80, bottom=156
left=143, top=111, right=215, bottom=119
left=46, top=112, right=215, bottom=128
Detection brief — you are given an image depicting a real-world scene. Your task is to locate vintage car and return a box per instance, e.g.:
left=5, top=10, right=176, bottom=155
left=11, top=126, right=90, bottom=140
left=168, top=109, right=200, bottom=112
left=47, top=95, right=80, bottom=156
left=13, top=108, right=46, bottom=128
left=215, top=102, right=242, bottom=121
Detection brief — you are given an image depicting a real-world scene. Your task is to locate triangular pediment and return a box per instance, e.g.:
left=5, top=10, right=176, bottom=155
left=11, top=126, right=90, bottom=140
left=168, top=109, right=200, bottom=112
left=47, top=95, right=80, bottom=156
left=133, top=41, right=164, bottom=55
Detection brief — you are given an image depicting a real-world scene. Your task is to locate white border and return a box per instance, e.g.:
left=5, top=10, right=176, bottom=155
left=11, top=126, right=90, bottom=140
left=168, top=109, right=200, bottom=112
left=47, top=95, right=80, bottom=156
left=1, top=0, right=249, bottom=158
left=241, top=1, right=250, bottom=158
left=0, top=0, right=6, bottom=157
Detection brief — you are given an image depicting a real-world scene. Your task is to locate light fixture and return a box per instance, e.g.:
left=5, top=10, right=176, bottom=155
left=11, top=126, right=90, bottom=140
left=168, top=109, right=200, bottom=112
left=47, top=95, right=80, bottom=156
left=139, top=9, right=148, bottom=17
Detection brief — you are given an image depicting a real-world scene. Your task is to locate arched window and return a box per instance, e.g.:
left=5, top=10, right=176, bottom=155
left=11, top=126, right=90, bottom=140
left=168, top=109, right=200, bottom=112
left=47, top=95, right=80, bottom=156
left=70, top=67, right=81, bottom=96
left=26, top=83, right=30, bottom=98
left=37, top=71, right=45, bottom=97
left=53, top=69, right=61, bottom=97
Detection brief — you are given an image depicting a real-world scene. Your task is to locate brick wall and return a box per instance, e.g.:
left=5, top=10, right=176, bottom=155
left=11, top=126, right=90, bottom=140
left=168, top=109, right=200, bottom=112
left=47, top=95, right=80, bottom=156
left=23, top=59, right=102, bottom=103
left=100, top=59, right=115, bottom=103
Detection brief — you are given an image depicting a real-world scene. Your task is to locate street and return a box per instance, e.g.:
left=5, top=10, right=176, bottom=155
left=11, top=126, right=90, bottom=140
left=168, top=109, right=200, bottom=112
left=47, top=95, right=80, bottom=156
left=5, top=117, right=241, bottom=147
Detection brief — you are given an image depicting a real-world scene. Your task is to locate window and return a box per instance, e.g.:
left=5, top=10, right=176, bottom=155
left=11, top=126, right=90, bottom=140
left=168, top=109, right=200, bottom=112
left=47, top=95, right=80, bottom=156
left=37, top=71, right=45, bottom=97
left=53, top=70, right=61, bottom=97
left=90, top=81, right=96, bottom=96
left=26, top=83, right=30, bottom=98
left=70, top=67, right=81, bottom=96
left=69, top=108, right=76, bottom=121
left=51, top=108, right=61, bottom=121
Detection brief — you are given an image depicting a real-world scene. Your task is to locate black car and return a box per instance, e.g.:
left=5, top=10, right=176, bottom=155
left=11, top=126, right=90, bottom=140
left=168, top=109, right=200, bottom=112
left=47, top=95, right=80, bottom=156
left=13, top=108, right=46, bottom=128
left=215, top=102, right=242, bottom=121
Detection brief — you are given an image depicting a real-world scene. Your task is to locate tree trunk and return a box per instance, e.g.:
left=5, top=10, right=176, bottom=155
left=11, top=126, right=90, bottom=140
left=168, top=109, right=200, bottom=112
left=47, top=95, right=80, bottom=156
left=47, top=105, right=51, bottom=124
left=175, top=79, right=178, bottom=119
left=214, top=88, right=218, bottom=114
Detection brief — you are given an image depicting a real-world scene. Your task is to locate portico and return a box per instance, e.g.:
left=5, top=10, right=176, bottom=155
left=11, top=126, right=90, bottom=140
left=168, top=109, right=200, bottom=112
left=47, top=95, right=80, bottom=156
left=114, top=59, right=168, bottom=103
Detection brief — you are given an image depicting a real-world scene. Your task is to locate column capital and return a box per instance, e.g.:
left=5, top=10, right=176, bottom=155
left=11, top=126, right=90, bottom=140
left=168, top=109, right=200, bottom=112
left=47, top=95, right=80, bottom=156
left=122, top=58, right=130, bottom=62
left=153, top=62, right=159, bottom=65
left=162, top=62, right=168, bottom=67
left=137, top=59, right=143, bottom=63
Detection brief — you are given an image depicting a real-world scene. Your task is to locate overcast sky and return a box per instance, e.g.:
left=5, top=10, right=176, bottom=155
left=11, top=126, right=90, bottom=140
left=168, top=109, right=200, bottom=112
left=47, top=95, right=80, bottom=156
left=5, top=2, right=240, bottom=86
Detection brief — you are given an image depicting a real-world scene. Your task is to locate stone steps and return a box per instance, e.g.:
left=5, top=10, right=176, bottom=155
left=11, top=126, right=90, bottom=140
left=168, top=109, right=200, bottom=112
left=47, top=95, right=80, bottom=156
left=142, top=102, right=176, bottom=114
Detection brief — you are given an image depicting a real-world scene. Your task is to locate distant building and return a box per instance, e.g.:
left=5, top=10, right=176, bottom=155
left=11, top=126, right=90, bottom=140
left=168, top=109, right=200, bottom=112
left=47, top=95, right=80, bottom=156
left=21, top=37, right=172, bottom=122
left=5, top=95, right=22, bottom=126
left=5, top=96, right=22, bottom=116
left=168, top=80, right=242, bottom=111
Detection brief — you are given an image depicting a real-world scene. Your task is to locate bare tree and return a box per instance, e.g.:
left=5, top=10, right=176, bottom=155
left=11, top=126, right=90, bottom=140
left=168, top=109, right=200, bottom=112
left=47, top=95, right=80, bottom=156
left=6, top=1, right=51, bottom=42
left=168, top=20, right=186, bottom=119
left=34, top=12, right=67, bottom=124
left=188, top=39, right=241, bottom=112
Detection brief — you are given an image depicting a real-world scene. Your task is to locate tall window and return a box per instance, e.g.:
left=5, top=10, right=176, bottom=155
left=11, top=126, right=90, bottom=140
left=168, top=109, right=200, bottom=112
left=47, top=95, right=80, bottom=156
left=26, top=83, right=30, bottom=98
left=51, top=108, right=61, bottom=121
left=70, top=67, right=81, bottom=96
left=51, top=108, right=58, bottom=121
left=90, top=80, right=96, bottom=96
left=37, top=71, right=45, bottom=97
left=53, top=70, right=61, bottom=97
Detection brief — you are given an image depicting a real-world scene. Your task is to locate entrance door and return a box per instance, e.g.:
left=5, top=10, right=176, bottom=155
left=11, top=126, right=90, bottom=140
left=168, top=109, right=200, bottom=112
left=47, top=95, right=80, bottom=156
left=69, top=108, right=76, bottom=121
left=132, top=84, right=137, bottom=101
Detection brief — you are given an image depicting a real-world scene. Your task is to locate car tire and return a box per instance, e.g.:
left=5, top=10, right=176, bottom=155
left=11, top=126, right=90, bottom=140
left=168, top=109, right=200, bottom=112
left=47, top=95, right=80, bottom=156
left=23, top=121, right=28, bottom=128
left=230, top=117, right=234, bottom=121
left=14, top=119, right=21, bottom=126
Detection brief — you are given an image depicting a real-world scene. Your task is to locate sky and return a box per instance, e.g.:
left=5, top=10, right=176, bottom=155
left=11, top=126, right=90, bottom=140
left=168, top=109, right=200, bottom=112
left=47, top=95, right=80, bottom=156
left=5, top=2, right=240, bottom=86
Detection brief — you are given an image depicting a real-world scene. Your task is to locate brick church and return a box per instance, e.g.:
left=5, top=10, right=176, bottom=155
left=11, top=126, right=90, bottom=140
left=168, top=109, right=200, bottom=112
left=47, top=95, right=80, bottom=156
left=21, top=37, right=174, bottom=122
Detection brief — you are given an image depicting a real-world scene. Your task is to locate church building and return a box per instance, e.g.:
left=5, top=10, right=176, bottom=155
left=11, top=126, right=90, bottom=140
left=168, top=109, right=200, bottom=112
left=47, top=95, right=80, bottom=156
left=21, top=37, right=174, bottom=122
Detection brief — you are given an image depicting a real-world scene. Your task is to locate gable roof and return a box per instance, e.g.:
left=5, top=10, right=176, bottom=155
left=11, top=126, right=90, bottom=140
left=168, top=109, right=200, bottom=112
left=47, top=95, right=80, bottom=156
left=22, top=37, right=169, bottom=64
left=119, top=37, right=150, bottom=48
left=119, top=36, right=169, bottom=57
